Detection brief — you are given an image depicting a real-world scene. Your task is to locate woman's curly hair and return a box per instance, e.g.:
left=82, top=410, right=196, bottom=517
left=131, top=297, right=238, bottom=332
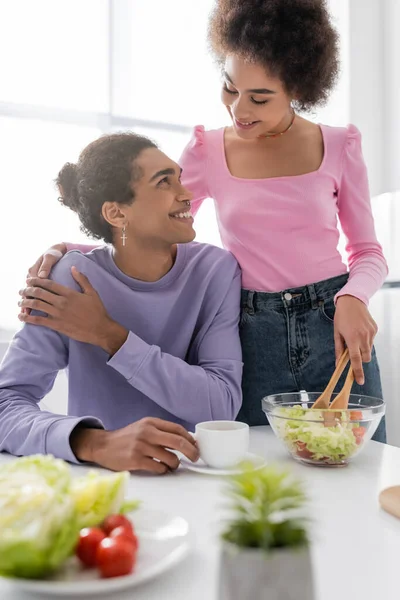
left=56, top=133, right=157, bottom=244
left=208, top=0, right=340, bottom=111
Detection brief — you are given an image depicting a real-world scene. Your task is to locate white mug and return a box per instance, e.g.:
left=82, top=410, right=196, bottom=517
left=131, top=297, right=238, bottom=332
left=194, top=421, right=249, bottom=469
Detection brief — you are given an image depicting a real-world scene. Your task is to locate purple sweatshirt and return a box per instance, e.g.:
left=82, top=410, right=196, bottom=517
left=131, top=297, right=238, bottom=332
left=0, top=243, right=242, bottom=463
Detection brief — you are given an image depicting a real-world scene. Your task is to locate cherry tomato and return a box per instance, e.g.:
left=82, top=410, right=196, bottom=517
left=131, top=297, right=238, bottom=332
left=350, top=410, right=363, bottom=422
left=353, top=426, right=367, bottom=445
left=110, top=525, right=139, bottom=551
left=296, top=442, right=313, bottom=460
left=76, top=527, right=106, bottom=567
left=352, top=426, right=366, bottom=437
left=96, top=538, right=136, bottom=578
left=102, top=514, right=134, bottom=536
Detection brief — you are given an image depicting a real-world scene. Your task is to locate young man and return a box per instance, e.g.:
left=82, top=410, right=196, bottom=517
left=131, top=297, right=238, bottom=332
left=0, top=132, right=243, bottom=474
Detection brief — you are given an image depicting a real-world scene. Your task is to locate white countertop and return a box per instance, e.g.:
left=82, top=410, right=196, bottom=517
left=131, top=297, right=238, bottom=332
left=1, top=426, right=400, bottom=600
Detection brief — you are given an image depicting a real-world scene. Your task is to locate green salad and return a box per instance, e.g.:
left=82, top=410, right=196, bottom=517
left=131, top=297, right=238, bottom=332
left=0, top=455, right=138, bottom=579
left=271, top=407, right=366, bottom=464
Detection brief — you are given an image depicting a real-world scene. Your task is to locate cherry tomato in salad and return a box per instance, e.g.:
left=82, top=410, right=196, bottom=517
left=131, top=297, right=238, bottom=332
left=102, top=514, right=134, bottom=536
left=350, top=410, right=363, bottom=422
left=352, top=426, right=366, bottom=437
left=110, top=526, right=139, bottom=551
left=352, top=426, right=367, bottom=445
left=96, top=538, right=136, bottom=578
left=76, top=527, right=106, bottom=567
left=296, top=442, right=314, bottom=460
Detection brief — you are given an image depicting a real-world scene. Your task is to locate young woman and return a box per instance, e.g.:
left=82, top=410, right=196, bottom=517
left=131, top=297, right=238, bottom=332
left=1, top=132, right=243, bottom=472
left=27, top=0, right=387, bottom=441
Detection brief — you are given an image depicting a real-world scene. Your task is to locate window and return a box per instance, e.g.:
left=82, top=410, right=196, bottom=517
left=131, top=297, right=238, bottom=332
left=0, top=117, right=101, bottom=330
left=312, top=0, right=349, bottom=126
left=0, top=0, right=350, bottom=332
left=0, top=0, right=109, bottom=112
left=111, top=0, right=228, bottom=129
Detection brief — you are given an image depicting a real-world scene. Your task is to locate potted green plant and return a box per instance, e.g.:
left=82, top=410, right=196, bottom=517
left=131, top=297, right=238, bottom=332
left=219, top=465, right=314, bottom=600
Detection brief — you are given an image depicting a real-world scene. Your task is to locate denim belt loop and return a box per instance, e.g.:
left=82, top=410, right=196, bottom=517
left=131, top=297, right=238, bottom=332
left=246, top=290, right=255, bottom=315
left=307, top=283, right=319, bottom=309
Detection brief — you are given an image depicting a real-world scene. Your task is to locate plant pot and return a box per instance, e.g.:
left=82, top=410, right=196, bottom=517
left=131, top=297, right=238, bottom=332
left=219, top=541, right=315, bottom=600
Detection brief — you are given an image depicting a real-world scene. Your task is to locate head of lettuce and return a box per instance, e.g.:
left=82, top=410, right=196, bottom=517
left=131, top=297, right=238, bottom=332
left=0, top=455, right=138, bottom=578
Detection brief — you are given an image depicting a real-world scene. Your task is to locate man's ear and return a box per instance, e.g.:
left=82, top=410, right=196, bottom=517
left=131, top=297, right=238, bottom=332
left=102, top=202, right=127, bottom=228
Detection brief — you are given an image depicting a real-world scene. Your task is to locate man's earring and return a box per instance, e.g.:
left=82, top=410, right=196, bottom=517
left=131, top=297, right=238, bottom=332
left=121, top=225, right=127, bottom=247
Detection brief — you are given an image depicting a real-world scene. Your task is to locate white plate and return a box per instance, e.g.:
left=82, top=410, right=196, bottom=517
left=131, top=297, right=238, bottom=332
left=180, top=452, right=267, bottom=476
left=3, top=509, right=191, bottom=596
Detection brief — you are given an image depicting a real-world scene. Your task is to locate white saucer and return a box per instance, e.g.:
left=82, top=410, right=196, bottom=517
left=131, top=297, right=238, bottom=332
left=180, top=452, right=267, bottom=476
left=3, top=509, right=190, bottom=596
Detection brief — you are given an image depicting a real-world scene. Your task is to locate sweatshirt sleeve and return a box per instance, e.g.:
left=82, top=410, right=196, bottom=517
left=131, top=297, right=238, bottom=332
left=335, top=125, right=388, bottom=305
left=179, top=125, right=210, bottom=217
left=0, top=292, right=103, bottom=463
left=107, top=265, right=243, bottom=424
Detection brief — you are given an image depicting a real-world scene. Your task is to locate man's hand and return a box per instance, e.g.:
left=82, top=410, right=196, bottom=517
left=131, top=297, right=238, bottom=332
left=334, top=295, right=378, bottom=385
left=18, top=267, right=128, bottom=354
left=70, top=418, right=199, bottom=474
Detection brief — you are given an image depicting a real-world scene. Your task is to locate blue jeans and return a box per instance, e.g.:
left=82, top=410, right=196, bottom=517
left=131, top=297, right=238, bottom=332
left=238, top=274, right=386, bottom=443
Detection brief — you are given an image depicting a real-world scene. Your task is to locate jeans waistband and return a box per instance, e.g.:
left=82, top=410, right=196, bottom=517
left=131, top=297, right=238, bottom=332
left=241, top=273, right=349, bottom=312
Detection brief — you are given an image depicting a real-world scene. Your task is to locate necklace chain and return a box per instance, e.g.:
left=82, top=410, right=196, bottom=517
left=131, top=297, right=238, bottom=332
left=258, top=110, right=296, bottom=140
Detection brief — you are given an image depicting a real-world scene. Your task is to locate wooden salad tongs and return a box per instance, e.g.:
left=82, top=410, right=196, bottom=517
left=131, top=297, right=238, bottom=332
left=311, top=348, right=355, bottom=411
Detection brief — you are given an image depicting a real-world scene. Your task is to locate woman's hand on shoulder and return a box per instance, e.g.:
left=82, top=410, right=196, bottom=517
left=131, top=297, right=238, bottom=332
left=22, top=243, right=67, bottom=315
left=27, top=243, right=67, bottom=279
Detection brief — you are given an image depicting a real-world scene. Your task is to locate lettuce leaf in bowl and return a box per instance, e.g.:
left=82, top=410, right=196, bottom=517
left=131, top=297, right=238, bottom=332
left=272, top=407, right=358, bottom=463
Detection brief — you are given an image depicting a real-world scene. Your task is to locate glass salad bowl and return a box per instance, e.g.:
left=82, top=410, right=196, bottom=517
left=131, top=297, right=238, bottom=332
left=262, top=392, right=385, bottom=467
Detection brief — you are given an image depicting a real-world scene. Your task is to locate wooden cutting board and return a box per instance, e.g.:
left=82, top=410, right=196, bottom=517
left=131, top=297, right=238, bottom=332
left=379, top=486, right=400, bottom=518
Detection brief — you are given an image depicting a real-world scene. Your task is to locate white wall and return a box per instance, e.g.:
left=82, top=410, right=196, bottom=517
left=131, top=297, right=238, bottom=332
left=382, top=0, right=400, bottom=192
left=349, top=0, right=400, bottom=196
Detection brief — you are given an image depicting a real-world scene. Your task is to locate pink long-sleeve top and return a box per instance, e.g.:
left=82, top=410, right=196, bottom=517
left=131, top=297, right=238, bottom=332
left=179, top=124, right=388, bottom=305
